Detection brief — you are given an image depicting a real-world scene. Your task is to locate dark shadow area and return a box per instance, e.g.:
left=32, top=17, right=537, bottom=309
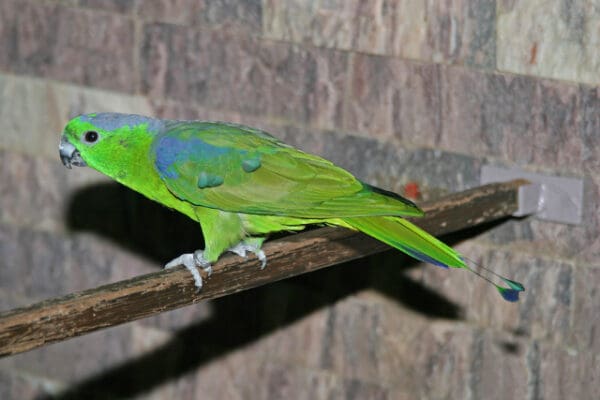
left=51, top=182, right=509, bottom=399
left=497, top=340, right=522, bottom=355
left=41, top=255, right=460, bottom=400
left=440, top=217, right=512, bottom=246
left=66, top=182, right=203, bottom=263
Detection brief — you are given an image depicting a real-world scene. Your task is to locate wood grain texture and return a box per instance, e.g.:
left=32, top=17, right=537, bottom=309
left=0, top=180, right=527, bottom=357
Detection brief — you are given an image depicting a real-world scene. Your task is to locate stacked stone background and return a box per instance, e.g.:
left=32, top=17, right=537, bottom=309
left=0, top=1, right=598, bottom=398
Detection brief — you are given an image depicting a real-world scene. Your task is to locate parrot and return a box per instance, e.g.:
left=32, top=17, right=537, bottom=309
left=59, top=113, right=524, bottom=301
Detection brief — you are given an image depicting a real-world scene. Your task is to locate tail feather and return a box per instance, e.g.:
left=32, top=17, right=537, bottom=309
left=344, top=216, right=465, bottom=269
left=343, top=215, right=525, bottom=302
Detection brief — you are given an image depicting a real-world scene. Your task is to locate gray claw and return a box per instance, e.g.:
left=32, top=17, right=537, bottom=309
left=165, top=250, right=212, bottom=291
left=228, top=243, right=267, bottom=269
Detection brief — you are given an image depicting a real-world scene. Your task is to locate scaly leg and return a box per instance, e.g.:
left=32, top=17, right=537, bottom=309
left=165, top=208, right=249, bottom=290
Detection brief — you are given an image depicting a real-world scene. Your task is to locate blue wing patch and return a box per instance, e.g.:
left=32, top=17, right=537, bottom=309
left=154, top=136, right=229, bottom=179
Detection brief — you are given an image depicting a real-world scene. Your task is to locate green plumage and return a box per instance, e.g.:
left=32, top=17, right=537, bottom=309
left=153, top=121, right=425, bottom=219
left=59, top=113, right=523, bottom=301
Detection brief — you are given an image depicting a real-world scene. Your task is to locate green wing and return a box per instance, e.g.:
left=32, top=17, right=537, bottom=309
left=152, top=121, right=422, bottom=218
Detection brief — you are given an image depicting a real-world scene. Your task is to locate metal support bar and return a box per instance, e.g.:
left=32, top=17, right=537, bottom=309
left=481, top=165, right=583, bottom=225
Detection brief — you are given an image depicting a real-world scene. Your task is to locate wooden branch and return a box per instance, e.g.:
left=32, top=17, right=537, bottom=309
left=0, top=180, right=527, bottom=357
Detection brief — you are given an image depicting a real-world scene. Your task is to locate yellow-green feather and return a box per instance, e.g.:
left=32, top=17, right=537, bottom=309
left=343, top=217, right=466, bottom=268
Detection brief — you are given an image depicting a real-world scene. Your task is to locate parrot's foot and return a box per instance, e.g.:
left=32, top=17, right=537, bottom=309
left=228, top=242, right=267, bottom=269
left=165, top=250, right=212, bottom=292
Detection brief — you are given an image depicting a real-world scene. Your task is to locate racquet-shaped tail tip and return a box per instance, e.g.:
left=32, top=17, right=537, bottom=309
left=501, top=277, right=525, bottom=292
left=461, top=257, right=525, bottom=302
left=499, top=277, right=525, bottom=302
left=497, top=286, right=522, bottom=302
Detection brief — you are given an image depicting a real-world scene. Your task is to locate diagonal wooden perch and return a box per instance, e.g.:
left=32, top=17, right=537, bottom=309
left=0, top=180, right=527, bottom=357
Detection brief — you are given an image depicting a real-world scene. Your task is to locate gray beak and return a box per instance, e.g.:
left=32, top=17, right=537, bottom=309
left=59, top=136, right=87, bottom=168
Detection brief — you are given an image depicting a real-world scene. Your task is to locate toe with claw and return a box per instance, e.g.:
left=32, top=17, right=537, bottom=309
left=165, top=250, right=212, bottom=292
left=228, top=241, right=267, bottom=270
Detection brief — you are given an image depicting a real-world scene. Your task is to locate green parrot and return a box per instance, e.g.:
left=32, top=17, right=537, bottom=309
left=59, top=113, right=524, bottom=301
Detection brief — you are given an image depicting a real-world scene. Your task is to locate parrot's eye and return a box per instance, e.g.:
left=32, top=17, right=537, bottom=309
left=84, top=131, right=99, bottom=143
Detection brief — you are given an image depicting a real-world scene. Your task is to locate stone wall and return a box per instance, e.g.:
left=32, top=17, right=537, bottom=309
left=0, top=1, right=598, bottom=398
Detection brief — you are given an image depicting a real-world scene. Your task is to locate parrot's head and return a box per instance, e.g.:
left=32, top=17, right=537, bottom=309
left=59, top=112, right=163, bottom=172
